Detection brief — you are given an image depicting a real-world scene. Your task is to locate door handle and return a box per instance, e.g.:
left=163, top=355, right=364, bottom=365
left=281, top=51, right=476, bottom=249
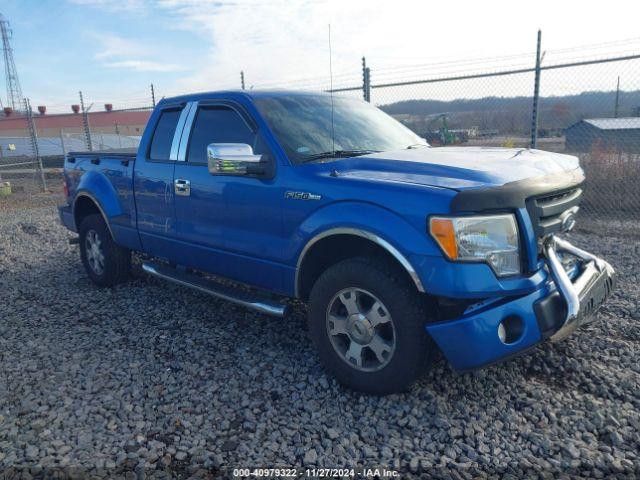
left=174, top=179, right=191, bottom=196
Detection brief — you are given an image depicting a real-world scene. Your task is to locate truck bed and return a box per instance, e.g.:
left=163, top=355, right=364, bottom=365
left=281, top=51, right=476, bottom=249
left=63, top=149, right=136, bottom=237
left=67, top=148, right=138, bottom=157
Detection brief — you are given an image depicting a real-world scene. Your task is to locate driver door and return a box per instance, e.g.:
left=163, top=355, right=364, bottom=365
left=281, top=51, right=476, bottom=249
left=172, top=102, right=285, bottom=292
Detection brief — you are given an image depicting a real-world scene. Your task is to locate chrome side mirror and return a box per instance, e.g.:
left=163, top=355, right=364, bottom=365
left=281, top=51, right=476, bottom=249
left=207, top=143, right=264, bottom=176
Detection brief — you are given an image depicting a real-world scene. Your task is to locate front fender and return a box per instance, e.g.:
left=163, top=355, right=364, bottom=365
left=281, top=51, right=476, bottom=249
left=288, top=201, right=442, bottom=294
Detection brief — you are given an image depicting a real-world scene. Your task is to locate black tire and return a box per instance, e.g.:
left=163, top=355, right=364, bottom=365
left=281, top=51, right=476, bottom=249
left=78, top=214, right=130, bottom=287
left=308, top=256, right=435, bottom=394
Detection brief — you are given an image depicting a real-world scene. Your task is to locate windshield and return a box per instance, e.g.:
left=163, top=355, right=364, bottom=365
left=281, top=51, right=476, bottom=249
left=253, top=94, right=426, bottom=164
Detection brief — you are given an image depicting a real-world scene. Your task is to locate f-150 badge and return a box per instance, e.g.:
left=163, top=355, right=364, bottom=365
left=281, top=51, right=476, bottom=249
left=285, top=191, right=322, bottom=201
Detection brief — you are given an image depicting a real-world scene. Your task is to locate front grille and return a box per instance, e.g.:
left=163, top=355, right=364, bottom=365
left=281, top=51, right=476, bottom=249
left=526, top=187, right=583, bottom=245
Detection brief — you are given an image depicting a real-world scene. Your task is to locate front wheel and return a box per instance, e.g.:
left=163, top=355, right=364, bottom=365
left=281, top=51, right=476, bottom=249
left=308, top=257, right=435, bottom=394
left=79, top=214, right=130, bottom=287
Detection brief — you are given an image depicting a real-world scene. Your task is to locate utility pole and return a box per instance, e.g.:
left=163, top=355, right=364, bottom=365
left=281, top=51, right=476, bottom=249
left=116, top=124, right=122, bottom=148
left=79, top=91, right=93, bottom=151
left=59, top=129, right=66, bottom=155
left=240, top=71, right=245, bottom=90
left=150, top=83, right=156, bottom=108
left=362, top=57, right=371, bottom=103
left=24, top=98, right=47, bottom=191
left=614, top=76, right=620, bottom=118
left=0, top=14, right=23, bottom=113
left=530, top=30, right=542, bottom=149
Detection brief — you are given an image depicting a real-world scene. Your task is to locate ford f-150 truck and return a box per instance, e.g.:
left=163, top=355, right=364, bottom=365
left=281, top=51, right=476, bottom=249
left=59, top=90, right=615, bottom=394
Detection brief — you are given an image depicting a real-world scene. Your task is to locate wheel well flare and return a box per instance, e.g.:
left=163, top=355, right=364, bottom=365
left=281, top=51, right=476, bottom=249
left=73, top=195, right=105, bottom=230
left=295, top=230, right=424, bottom=300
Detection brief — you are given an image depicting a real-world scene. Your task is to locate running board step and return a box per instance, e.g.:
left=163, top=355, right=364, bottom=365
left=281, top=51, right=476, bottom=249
left=141, top=262, right=289, bottom=317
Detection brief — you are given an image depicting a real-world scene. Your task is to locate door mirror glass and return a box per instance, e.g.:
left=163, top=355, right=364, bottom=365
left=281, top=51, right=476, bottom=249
left=207, top=143, right=265, bottom=176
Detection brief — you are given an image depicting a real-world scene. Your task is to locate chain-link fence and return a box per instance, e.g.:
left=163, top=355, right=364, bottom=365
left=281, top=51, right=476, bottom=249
left=0, top=99, right=151, bottom=193
left=0, top=100, right=47, bottom=191
left=2, top=44, right=640, bottom=234
left=330, top=52, right=640, bottom=233
left=0, top=132, right=141, bottom=159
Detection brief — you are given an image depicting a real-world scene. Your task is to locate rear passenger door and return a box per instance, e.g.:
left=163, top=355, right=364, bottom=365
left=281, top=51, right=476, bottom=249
left=172, top=101, right=285, bottom=291
left=134, top=102, right=192, bottom=258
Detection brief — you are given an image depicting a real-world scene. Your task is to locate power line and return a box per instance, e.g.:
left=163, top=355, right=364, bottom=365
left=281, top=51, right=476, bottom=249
left=22, top=34, right=640, bottom=111
left=547, top=36, right=640, bottom=54
left=373, top=52, right=537, bottom=75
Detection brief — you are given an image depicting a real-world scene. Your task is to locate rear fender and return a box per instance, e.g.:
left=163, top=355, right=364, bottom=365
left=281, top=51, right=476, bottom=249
left=74, top=171, right=123, bottom=234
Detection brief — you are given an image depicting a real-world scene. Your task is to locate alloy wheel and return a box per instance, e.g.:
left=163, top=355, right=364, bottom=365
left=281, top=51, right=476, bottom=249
left=325, top=288, right=396, bottom=372
left=85, top=229, right=105, bottom=275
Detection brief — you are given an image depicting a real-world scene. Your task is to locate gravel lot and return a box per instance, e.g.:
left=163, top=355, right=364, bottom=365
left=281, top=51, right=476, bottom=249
left=1, top=179, right=639, bottom=478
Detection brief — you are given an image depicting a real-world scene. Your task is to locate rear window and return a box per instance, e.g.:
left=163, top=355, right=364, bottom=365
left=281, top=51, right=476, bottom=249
left=149, top=108, right=182, bottom=160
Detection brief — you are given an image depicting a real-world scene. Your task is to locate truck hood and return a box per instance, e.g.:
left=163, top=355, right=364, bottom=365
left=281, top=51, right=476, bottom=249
left=326, top=147, right=580, bottom=190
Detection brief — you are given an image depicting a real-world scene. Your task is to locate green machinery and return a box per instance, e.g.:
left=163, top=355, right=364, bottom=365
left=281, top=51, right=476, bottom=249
left=425, top=114, right=464, bottom=145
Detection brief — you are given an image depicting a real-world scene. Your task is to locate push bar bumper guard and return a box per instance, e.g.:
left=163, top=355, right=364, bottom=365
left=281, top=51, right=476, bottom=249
left=544, top=236, right=616, bottom=342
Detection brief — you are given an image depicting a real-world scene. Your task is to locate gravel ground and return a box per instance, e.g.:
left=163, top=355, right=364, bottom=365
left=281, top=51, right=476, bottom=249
left=0, top=186, right=639, bottom=479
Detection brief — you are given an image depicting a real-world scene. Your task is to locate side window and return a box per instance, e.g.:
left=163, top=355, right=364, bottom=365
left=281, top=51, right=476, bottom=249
left=149, top=108, right=182, bottom=160
left=186, top=106, right=261, bottom=164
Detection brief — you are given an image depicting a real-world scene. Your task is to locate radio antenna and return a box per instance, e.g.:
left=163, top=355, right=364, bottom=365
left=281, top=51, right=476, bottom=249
left=328, top=23, right=335, bottom=156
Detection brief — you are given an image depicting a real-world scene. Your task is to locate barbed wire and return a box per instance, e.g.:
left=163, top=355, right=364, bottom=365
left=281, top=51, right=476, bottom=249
left=12, top=36, right=640, bottom=115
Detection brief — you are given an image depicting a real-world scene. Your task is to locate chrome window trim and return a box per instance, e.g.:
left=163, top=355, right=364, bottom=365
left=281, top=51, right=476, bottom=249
left=169, top=101, right=195, bottom=161
left=177, top=101, right=199, bottom=161
left=294, top=227, right=426, bottom=297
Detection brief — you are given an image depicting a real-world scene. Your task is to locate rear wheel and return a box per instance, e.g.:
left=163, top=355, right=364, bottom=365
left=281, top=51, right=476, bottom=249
left=308, top=257, right=435, bottom=394
left=79, top=214, right=130, bottom=287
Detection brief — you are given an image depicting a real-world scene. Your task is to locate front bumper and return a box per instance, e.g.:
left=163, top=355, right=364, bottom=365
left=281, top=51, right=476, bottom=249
left=426, top=236, right=616, bottom=371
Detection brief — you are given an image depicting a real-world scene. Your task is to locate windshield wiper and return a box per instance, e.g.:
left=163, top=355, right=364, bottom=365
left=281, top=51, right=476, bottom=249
left=406, top=143, right=429, bottom=149
left=300, top=149, right=381, bottom=163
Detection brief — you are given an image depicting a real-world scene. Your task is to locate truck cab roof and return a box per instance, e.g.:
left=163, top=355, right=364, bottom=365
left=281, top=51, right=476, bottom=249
left=159, top=89, right=331, bottom=105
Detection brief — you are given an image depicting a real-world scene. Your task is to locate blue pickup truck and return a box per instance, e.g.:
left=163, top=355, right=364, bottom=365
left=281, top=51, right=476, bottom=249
left=59, top=90, right=615, bottom=393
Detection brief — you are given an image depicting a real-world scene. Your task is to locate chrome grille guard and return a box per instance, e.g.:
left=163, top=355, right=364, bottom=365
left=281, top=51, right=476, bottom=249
left=544, top=236, right=616, bottom=342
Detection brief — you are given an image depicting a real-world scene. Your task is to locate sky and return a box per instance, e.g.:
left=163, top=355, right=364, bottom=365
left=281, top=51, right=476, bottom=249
left=2, top=0, right=640, bottom=112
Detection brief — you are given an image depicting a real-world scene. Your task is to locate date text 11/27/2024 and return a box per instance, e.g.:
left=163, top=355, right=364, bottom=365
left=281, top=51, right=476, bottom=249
left=232, top=467, right=400, bottom=478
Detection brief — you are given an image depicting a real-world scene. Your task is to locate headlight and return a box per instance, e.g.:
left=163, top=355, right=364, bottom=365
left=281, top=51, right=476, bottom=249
left=429, top=214, right=520, bottom=276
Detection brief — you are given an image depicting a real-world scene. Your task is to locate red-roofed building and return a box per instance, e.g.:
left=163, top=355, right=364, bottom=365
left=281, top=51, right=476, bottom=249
left=0, top=109, right=151, bottom=137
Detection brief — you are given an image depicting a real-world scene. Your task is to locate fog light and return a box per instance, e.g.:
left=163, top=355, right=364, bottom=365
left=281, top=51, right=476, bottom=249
left=498, top=322, right=507, bottom=343
left=497, top=315, right=524, bottom=344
